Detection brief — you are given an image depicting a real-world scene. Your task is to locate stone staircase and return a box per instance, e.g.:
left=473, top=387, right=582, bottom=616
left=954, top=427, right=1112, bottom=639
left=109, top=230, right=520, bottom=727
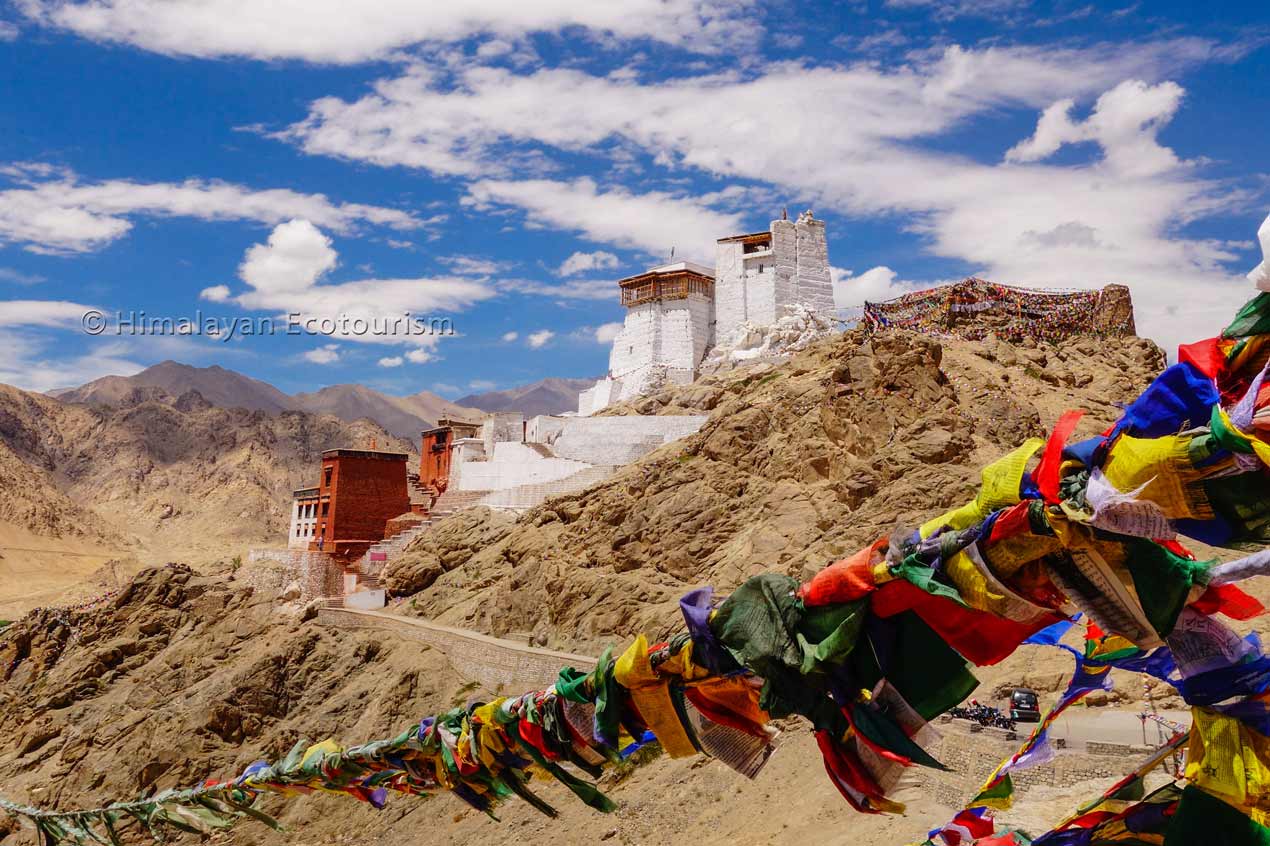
left=405, top=472, right=433, bottom=510
left=354, top=487, right=492, bottom=578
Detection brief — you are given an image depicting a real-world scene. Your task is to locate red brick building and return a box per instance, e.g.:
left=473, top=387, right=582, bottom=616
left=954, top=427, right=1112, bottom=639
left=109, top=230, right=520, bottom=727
left=308, top=449, right=410, bottom=559
left=419, top=417, right=480, bottom=496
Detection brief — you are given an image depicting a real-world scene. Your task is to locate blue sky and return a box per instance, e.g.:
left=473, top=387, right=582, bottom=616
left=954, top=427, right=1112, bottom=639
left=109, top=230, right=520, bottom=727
left=0, top=0, right=1268, bottom=398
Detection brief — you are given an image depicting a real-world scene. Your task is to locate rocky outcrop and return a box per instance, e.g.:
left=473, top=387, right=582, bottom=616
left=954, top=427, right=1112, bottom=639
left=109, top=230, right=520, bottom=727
left=699, top=303, right=837, bottom=373
left=386, top=328, right=1166, bottom=653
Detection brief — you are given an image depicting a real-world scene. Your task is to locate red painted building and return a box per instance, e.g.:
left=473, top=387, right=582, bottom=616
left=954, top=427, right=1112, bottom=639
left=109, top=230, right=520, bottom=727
left=419, top=417, right=480, bottom=496
left=309, top=448, right=410, bottom=559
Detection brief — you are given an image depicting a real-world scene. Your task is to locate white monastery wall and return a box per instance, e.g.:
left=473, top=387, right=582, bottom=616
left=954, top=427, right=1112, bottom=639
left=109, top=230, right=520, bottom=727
left=794, top=217, right=835, bottom=316
left=714, top=240, right=746, bottom=340
left=482, top=412, right=525, bottom=455
left=541, top=415, right=708, bottom=465
left=454, top=440, right=591, bottom=492
left=771, top=219, right=798, bottom=322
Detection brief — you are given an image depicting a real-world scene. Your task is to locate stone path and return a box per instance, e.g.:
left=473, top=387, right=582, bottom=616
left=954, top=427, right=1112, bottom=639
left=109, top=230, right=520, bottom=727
left=317, top=606, right=596, bottom=693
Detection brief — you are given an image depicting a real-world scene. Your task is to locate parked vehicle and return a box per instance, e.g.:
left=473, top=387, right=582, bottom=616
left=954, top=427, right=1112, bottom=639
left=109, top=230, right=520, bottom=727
left=1005, top=687, right=1041, bottom=723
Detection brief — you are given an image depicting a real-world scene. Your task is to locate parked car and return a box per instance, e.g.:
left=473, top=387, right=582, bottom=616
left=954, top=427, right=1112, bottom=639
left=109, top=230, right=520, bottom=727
left=1005, top=687, right=1041, bottom=722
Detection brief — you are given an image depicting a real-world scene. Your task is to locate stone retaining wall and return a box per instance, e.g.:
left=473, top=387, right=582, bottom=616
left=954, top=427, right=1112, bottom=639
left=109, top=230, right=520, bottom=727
left=243, top=548, right=340, bottom=601
left=920, top=718, right=1160, bottom=808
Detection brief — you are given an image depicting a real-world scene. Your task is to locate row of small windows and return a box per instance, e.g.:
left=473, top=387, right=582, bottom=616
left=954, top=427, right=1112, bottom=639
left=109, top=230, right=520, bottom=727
left=296, top=502, right=330, bottom=519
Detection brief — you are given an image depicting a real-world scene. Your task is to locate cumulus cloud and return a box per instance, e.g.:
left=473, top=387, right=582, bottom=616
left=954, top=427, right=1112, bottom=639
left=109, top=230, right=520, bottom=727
left=526, top=329, right=554, bottom=348
left=378, top=355, right=404, bottom=367
left=220, top=219, right=495, bottom=347
left=559, top=250, right=619, bottom=276
left=303, top=344, right=341, bottom=364
left=1005, top=80, right=1185, bottom=177
left=276, top=39, right=1263, bottom=351
left=832, top=266, right=930, bottom=312
left=19, top=0, right=756, bottom=63
left=500, top=331, right=518, bottom=342
left=280, top=42, right=1214, bottom=180
left=594, top=322, right=622, bottom=344
left=464, top=178, right=741, bottom=260
left=199, top=284, right=231, bottom=302
left=237, top=219, right=339, bottom=300
left=405, top=348, right=432, bottom=363
left=0, top=162, right=425, bottom=254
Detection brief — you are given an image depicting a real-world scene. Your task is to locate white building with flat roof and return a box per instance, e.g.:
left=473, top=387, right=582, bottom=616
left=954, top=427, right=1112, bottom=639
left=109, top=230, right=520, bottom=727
left=578, top=259, right=716, bottom=417
left=578, top=211, right=837, bottom=416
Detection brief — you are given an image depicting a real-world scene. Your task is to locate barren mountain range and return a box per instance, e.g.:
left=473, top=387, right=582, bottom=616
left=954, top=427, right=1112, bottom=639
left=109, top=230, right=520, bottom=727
left=54, top=361, right=592, bottom=439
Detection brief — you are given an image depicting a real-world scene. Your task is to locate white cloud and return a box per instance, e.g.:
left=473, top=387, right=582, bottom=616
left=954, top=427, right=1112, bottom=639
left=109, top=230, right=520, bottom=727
left=1005, top=80, right=1184, bottom=177
left=500, top=331, right=518, bottom=342
left=0, top=299, right=96, bottom=328
left=0, top=21, right=18, bottom=40
left=884, top=0, right=1030, bottom=20
left=832, top=265, right=930, bottom=312
left=0, top=267, right=45, bottom=285
left=0, top=162, right=425, bottom=254
left=559, top=250, right=619, bottom=276
left=199, top=284, right=231, bottom=302
left=378, top=355, right=404, bottom=367
left=19, top=0, right=756, bottom=63
left=465, top=178, right=741, bottom=260
left=303, top=344, right=341, bottom=364
left=594, top=322, right=622, bottom=343
left=281, top=43, right=1214, bottom=179
left=526, top=329, right=554, bottom=348
left=500, top=277, right=616, bottom=301
left=468, top=379, right=497, bottom=391
left=238, top=219, right=339, bottom=297
left=433, top=382, right=460, bottom=395
left=279, top=40, right=1260, bottom=352
left=405, top=348, right=432, bottom=363
left=0, top=329, right=144, bottom=393
left=222, top=219, right=495, bottom=346
left=440, top=255, right=512, bottom=276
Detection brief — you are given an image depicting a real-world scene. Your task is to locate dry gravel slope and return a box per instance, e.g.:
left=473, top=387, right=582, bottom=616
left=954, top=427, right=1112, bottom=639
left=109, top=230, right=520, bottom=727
left=1, top=326, right=1227, bottom=846
left=386, top=328, right=1167, bottom=659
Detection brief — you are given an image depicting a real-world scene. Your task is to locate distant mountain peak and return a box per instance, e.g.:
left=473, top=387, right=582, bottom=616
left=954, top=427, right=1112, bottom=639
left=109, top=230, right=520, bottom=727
left=457, top=376, right=596, bottom=417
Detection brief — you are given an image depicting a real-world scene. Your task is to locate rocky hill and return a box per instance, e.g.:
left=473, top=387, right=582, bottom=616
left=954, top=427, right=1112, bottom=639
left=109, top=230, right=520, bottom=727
left=0, top=384, right=413, bottom=615
left=291, top=384, right=480, bottom=439
left=1, top=325, right=1228, bottom=846
left=385, top=328, right=1167, bottom=652
left=54, top=361, right=294, bottom=413
left=0, top=565, right=945, bottom=846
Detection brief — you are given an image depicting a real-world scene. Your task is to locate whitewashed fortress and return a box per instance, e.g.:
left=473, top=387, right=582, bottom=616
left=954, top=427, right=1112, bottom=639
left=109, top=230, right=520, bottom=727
left=578, top=211, right=836, bottom=415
